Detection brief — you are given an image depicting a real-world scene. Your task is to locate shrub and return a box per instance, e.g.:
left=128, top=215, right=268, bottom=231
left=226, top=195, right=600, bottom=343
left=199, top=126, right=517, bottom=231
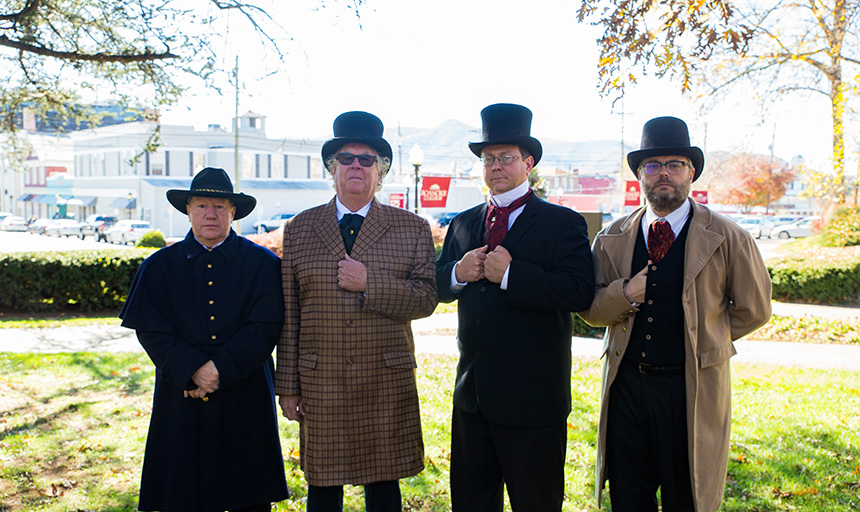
left=135, top=230, right=166, bottom=248
left=245, top=229, right=283, bottom=257
left=822, top=207, right=860, bottom=247
left=769, top=254, right=860, bottom=304
left=0, top=250, right=153, bottom=313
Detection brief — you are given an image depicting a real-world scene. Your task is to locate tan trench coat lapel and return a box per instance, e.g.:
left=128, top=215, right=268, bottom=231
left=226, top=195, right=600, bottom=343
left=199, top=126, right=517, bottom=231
left=597, top=207, right=645, bottom=280
left=314, top=199, right=348, bottom=259
left=682, top=200, right=726, bottom=293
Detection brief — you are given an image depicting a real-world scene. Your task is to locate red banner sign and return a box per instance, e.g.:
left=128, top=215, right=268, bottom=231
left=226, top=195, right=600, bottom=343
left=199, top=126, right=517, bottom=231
left=624, top=181, right=641, bottom=206
left=692, top=190, right=708, bottom=204
left=420, top=176, right=452, bottom=208
left=388, top=193, right=405, bottom=209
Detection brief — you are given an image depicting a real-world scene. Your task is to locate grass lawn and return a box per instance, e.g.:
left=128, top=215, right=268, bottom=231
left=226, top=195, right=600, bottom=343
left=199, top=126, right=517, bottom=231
left=0, top=353, right=857, bottom=511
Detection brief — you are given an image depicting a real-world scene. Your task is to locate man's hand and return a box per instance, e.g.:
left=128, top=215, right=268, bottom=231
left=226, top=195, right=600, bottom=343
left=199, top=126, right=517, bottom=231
left=279, top=395, right=305, bottom=422
left=623, top=262, right=650, bottom=305
left=338, top=254, right=367, bottom=292
left=455, top=245, right=488, bottom=283
left=484, top=246, right=512, bottom=284
left=184, top=387, right=209, bottom=401
left=191, top=360, right=220, bottom=394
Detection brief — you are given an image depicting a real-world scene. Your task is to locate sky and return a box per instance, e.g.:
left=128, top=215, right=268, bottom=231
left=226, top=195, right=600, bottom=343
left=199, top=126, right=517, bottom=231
left=159, top=0, right=834, bottom=169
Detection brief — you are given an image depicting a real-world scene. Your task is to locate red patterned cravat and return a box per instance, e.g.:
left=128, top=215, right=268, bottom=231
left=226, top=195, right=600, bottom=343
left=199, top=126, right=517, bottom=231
left=484, top=190, right=532, bottom=251
left=647, top=220, right=675, bottom=263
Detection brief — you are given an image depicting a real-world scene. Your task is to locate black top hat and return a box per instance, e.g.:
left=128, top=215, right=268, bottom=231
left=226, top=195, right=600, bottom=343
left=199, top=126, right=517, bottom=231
left=321, top=111, right=393, bottom=162
left=627, top=116, right=705, bottom=182
left=468, top=103, right=543, bottom=165
left=166, top=167, right=257, bottom=220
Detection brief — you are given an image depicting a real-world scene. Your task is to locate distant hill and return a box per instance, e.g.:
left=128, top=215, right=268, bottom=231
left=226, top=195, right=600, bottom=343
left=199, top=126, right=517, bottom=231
left=381, top=119, right=634, bottom=176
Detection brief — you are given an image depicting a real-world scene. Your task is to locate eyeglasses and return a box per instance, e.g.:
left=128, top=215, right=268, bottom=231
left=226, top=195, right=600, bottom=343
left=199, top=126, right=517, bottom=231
left=481, top=155, right=524, bottom=167
left=335, top=152, right=377, bottom=167
left=639, top=160, right=691, bottom=176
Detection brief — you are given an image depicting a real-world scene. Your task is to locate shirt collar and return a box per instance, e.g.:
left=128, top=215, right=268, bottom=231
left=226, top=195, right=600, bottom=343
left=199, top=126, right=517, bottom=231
left=335, top=197, right=372, bottom=221
left=490, top=181, right=530, bottom=208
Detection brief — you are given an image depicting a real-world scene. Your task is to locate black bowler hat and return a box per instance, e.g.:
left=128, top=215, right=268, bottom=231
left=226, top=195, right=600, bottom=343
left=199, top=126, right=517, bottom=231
left=469, top=103, right=543, bottom=165
left=627, top=116, right=705, bottom=182
left=321, top=111, right=392, bottom=162
left=166, top=167, right=257, bottom=220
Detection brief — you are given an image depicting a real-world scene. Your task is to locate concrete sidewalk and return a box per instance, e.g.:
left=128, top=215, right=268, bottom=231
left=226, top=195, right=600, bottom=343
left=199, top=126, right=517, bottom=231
left=1, top=310, right=858, bottom=371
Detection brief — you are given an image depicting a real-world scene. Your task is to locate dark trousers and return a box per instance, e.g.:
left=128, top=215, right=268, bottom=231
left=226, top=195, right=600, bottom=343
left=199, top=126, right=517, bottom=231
left=307, top=480, right=401, bottom=512
left=606, top=363, right=695, bottom=512
left=450, top=406, right=566, bottom=512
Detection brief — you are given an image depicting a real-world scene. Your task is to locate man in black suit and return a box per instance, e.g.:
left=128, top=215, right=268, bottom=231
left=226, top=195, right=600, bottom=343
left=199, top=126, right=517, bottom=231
left=436, top=103, right=595, bottom=511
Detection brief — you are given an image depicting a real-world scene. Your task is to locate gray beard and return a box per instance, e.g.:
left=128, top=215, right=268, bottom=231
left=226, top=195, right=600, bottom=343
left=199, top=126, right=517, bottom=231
left=644, top=180, right=690, bottom=212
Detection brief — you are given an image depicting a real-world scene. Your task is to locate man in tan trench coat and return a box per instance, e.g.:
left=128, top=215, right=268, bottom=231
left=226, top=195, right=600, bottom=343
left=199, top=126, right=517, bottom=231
left=276, top=111, right=438, bottom=511
left=580, top=116, right=772, bottom=512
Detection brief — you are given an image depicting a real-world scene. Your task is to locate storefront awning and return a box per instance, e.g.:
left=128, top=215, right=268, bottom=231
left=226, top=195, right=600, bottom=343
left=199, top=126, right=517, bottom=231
left=111, top=197, right=136, bottom=209
left=61, top=196, right=97, bottom=207
left=17, top=194, right=34, bottom=201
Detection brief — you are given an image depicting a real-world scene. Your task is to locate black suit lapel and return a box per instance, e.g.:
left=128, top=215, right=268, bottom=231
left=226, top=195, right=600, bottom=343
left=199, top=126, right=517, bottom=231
left=500, top=194, right=539, bottom=249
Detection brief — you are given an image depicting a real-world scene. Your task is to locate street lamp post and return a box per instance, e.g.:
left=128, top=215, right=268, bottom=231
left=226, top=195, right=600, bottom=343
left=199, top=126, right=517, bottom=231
left=409, top=143, right=424, bottom=214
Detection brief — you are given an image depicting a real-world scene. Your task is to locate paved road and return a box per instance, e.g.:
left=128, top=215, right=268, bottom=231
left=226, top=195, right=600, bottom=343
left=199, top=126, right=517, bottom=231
left=2, top=312, right=858, bottom=371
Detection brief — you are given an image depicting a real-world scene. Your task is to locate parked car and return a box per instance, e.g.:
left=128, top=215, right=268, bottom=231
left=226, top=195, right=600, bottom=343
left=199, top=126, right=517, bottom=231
left=736, top=216, right=775, bottom=239
left=435, top=211, right=460, bottom=227
left=770, top=217, right=820, bottom=239
left=28, top=218, right=53, bottom=235
left=770, top=215, right=804, bottom=226
left=0, top=211, right=14, bottom=222
left=105, top=220, right=153, bottom=245
left=253, top=212, right=296, bottom=232
left=81, top=214, right=118, bottom=241
left=0, top=215, right=28, bottom=232
left=44, top=219, right=85, bottom=238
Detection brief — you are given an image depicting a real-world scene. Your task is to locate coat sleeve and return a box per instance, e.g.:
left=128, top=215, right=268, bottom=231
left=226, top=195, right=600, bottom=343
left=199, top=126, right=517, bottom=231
left=435, top=211, right=475, bottom=303
left=505, top=211, right=595, bottom=313
left=136, top=330, right=212, bottom=390
left=363, top=218, right=438, bottom=321
left=275, top=223, right=302, bottom=396
left=726, top=232, right=772, bottom=339
left=579, top=234, right=639, bottom=327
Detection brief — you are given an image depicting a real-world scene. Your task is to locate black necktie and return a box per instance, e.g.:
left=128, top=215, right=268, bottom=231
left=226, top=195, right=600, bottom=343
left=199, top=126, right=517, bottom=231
left=339, top=214, right=364, bottom=255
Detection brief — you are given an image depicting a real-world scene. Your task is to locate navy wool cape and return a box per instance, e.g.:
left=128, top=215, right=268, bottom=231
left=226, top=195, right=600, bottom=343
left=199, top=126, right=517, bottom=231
left=120, top=229, right=288, bottom=512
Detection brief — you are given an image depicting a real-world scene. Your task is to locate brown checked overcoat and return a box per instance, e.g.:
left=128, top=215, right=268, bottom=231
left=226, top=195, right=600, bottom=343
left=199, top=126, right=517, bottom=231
left=580, top=199, right=772, bottom=512
left=275, top=197, right=438, bottom=487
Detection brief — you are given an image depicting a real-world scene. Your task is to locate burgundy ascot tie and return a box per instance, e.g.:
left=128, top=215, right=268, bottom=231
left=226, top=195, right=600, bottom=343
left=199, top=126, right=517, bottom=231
left=484, top=190, right=531, bottom=251
left=647, top=219, right=675, bottom=263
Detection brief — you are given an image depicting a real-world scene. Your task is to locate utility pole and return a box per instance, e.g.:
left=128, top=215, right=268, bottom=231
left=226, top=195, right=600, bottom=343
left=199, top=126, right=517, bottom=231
left=233, top=55, right=241, bottom=232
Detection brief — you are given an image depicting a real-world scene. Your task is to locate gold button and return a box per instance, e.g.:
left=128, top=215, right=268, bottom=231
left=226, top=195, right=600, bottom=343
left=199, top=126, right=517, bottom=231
left=210, top=316, right=215, bottom=321
left=651, top=265, right=657, bottom=271
left=622, top=327, right=627, bottom=332
left=615, top=349, right=621, bottom=356
left=211, top=335, right=217, bottom=340
left=207, top=264, right=213, bottom=269
left=646, top=334, right=652, bottom=340
left=208, top=281, right=213, bottom=286
left=647, top=317, right=653, bottom=323
left=647, top=300, right=653, bottom=305
left=209, top=300, right=214, bottom=305
left=641, top=352, right=646, bottom=357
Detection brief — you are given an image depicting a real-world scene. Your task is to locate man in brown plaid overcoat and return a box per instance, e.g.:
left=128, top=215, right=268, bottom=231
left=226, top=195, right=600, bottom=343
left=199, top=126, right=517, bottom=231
left=276, top=111, right=438, bottom=511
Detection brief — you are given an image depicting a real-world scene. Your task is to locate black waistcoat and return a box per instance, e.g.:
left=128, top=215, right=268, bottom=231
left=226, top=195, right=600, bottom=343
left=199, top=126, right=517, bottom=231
left=625, top=213, right=693, bottom=366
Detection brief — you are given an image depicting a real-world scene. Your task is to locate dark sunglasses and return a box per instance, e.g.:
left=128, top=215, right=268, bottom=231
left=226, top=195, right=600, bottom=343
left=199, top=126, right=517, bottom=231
left=335, top=152, right=377, bottom=167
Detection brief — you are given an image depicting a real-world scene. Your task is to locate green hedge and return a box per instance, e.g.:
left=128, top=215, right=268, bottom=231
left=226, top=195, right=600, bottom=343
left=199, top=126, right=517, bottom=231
left=3, top=248, right=859, bottom=316
left=0, top=250, right=154, bottom=313
left=769, top=255, right=860, bottom=304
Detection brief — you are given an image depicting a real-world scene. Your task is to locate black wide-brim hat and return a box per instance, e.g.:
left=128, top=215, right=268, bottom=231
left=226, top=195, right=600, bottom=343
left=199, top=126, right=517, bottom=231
left=468, top=103, right=542, bottom=165
left=627, top=116, right=705, bottom=182
left=166, top=167, right=257, bottom=220
left=321, top=111, right=393, bottom=162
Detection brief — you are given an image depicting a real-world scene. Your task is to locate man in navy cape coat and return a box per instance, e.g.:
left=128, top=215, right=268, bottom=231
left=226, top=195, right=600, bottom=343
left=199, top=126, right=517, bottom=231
left=120, top=167, right=288, bottom=512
